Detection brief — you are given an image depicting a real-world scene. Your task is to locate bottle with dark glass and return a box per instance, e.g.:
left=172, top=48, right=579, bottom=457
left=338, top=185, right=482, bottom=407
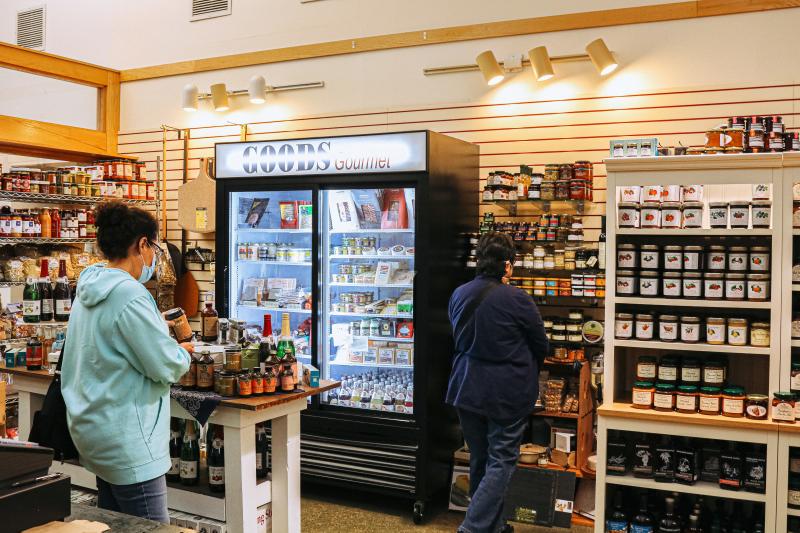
left=38, top=259, right=53, bottom=322
left=167, top=419, right=181, bottom=483
left=685, top=514, right=702, bottom=533
left=656, top=497, right=680, bottom=533
left=53, top=259, right=71, bottom=322
left=201, top=297, right=218, bottom=342
left=179, top=420, right=199, bottom=486
left=26, top=336, right=43, bottom=371
left=22, top=276, right=41, bottom=323
left=208, top=425, right=225, bottom=493
left=605, top=489, right=629, bottom=533
left=631, top=493, right=654, bottom=533
left=256, top=424, right=269, bottom=478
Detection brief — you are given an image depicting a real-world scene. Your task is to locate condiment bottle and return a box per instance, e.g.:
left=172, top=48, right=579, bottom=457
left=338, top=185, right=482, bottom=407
left=195, top=351, right=215, bottom=392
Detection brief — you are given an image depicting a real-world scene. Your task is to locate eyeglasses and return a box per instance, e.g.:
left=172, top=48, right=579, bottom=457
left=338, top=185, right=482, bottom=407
left=148, top=241, right=165, bottom=259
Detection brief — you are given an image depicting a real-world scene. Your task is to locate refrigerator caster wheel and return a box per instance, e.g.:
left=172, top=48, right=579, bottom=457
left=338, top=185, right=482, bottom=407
left=413, top=501, right=425, bottom=524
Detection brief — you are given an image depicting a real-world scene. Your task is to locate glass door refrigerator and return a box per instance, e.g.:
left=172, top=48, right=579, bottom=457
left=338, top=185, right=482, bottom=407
left=215, top=131, right=478, bottom=522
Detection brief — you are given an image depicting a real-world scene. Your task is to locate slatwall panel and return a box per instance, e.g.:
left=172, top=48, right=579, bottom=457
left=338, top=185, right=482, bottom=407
left=117, top=83, right=799, bottom=326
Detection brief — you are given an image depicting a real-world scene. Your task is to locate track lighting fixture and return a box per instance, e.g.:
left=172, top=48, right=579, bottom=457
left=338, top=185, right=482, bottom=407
left=528, top=46, right=554, bottom=82
left=585, top=38, right=618, bottom=76
left=248, top=75, right=267, bottom=104
left=181, top=84, right=198, bottom=112
left=210, top=83, right=230, bottom=112
left=475, top=50, right=505, bottom=86
left=181, top=80, right=324, bottom=112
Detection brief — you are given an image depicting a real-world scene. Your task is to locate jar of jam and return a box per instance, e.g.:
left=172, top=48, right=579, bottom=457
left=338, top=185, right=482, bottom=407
left=634, top=314, right=654, bottom=340
left=746, top=274, right=770, bottom=301
left=632, top=381, right=655, bottom=409
left=540, top=182, right=555, bottom=201
left=640, top=203, right=661, bottom=228
left=617, top=202, right=640, bottom=228
left=224, top=348, right=243, bottom=372
left=661, top=202, right=682, bottom=228
left=748, top=246, right=770, bottom=272
left=680, top=316, right=701, bottom=343
left=217, top=371, right=236, bottom=396
left=703, top=273, right=724, bottom=299
left=699, top=387, right=722, bottom=415
left=725, top=273, right=746, bottom=300
left=639, top=271, right=659, bottom=297
left=709, top=202, right=729, bottom=228
left=681, top=358, right=701, bottom=385
left=682, top=272, right=702, bottom=299
left=745, top=394, right=768, bottom=420
left=750, top=322, right=770, bottom=347
left=653, top=383, right=675, bottom=412
left=721, top=386, right=745, bottom=417
left=706, top=245, right=727, bottom=270
left=729, top=202, right=751, bottom=228
left=703, top=359, right=726, bottom=387
left=663, top=245, right=683, bottom=271
left=640, top=244, right=660, bottom=269
left=658, top=356, right=679, bottom=383
left=706, top=317, right=726, bottom=345
left=616, top=271, right=637, bottom=296
left=617, top=243, right=638, bottom=269
left=662, top=272, right=682, bottom=298
left=658, top=314, right=679, bottom=342
left=682, top=201, right=703, bottom=228
left=773, top=392, right=796, bottom=424
left=727, top=318, right=749, bottom=346
left=637, top=356, right=658, bottom=381
left=676, top=385, right=698, bottom=414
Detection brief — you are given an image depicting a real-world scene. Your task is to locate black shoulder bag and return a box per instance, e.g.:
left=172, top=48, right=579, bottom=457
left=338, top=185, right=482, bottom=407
left=28, top=346, right=78, bottom=461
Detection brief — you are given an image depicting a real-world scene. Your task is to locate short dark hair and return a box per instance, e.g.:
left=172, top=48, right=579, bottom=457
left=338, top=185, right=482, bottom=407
left=95, top=201, right=158, bottom=260
left=476, top=232, right=516, bottom=278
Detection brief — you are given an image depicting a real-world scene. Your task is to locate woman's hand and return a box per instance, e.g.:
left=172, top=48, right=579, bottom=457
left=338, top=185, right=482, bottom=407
left=180, top=342, right=195, bottom=354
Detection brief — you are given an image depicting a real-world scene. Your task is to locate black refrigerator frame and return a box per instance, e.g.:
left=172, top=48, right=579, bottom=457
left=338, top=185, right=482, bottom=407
left=215, top=131, right=478, bottom=520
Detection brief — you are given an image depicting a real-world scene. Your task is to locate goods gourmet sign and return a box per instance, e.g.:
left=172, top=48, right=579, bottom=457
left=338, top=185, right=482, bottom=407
left=215, top=132, right=427, bottom=178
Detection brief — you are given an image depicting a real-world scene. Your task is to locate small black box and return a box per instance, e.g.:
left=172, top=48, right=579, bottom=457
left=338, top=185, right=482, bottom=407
left=0, top=474, right=70, bottom=532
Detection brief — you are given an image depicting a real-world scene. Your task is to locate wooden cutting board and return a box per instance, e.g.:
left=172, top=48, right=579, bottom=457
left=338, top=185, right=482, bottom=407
left=177, top=157, right=216, bottom=233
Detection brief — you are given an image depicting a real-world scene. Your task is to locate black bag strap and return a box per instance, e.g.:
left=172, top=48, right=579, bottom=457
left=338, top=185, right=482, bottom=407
left=454, top=280, right=500, bottom=352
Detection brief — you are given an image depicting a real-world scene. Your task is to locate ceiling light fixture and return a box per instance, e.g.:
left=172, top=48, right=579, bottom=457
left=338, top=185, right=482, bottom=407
left=475, top=50, right=504, bottom=86
left=181, top=84, right=198, bottom=112
left=528, top=46, right=554, bottom=82
left=585, top=38, right=618, bottom=76
left=248, top=75, right=267, bottom=104
left=210, top=83, right=230, bottom=112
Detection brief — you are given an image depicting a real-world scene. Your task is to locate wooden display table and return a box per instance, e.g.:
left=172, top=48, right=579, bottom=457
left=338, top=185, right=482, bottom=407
left=1, top=363, right=338, bottom=533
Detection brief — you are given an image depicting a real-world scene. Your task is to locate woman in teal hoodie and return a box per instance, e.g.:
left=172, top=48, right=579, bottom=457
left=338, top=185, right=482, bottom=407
left=62, top=202, right=192, bottom=523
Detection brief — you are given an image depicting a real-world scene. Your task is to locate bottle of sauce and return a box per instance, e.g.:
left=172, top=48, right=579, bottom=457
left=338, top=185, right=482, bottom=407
left=196, top=351, right=215, bottom=391
left=54, top=259, right=71, bottom=322
left=179, top=420, right=199, bottom=486
left=39, top=208, right=51, bottom=238
left=207, top=426, right=225, bottom=493
left=50, top=208, right=61, bottom=239
left=85, top=208, right=96, bottom=239
left=26, top=336, right=43, bottom=371
left=39, top=259, right=53, bottom=322
left=167, top=419, right=181, bottom=483
left=201, top=297, right=218, bottom=342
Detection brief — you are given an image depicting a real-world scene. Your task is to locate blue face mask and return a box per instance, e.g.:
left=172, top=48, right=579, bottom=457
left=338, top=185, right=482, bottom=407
left=138, top=246, right=157, bottom=284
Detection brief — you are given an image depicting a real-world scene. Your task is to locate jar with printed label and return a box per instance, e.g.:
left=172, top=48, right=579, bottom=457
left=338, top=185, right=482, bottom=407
left=682, top=201, right=703, bottom=228
left=790, top=476, right=800, bottom=508
left=635, top=313, right=654, bottom=340
left=653, top=383, right=676, bottom=412
left=640, top=244, right=660, bottom=269
left=773, top=392, right=797, bottom=424
left=709, top=202, right=729, bottom=228
left=704, top=273, right=724, bottom=299
left=682, top=184, right=703, bottom=201
left=637, top=355, right=658, bottom=381
left=639, top=271, right=659, bottom=297
left=617, top=202, right=640, bottom=228
left=616, top=270, right=637, bottom=295
left=681, top=358, right=701, bottom=385
left=632, top=381, right=655, bottom=409
left=729, top=201, right=750, bottom=228
left=746, top=274, right=770, bottom=301
left=792, top=363, right=800, bottom=394
left=616, top=244, right=637, bottom=268
left=721, top=386, right=745, bottom=418
left=703, top=359, right=726, bottom=387
left=676, top=385, right=698, bottom=414
left=727, top=246, right=748, bottom=271
left=750, top=322, right=770, bottom=347
left=706, top=317, right=726, bottom=345
left=661, top=184, right=681, bottom=202
left=751, top=200, right=771, bottom=228
left=662, top=272, right=682, bottom=297
left=680, top=316, right=701, bottom=343
left=640, top=204, right=661, bottom=228
left=615, top=313, right=634, bottom=339
left=682, top=246, right=703, bottom=271
left=682, top=272, right=702, bottom=299
left=661, top=202, right=682, bottom=229
left=725, top=273, right=746, bottom=300
left=658, top=356, right=679, bottom=383
left=663, top=245, right=683, bottom=271
left=706, top=245, right=726, bottom=271
left=748, top=246, right=770, bottom=272
left=727, top=318, right=749, bottom=346
left=658, top=314, right=678, bottom=342
left=793, top=314, right=800, bottom=339
left=641, top=185, right=662, bottom=203
left=745, top=394, right=769, bottom=420
left=699, top=387, right=722, bottom=415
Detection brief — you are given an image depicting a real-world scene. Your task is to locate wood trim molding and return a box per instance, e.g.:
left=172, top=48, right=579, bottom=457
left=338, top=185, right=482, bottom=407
left=120, top=0, right=800, bottom=82
left=0, top=41, right=117, bottom=87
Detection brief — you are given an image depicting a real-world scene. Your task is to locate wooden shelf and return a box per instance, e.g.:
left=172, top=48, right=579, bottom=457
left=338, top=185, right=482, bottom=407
left=613, top=339, right=771, bottom=355
left=615, top=296, right=772, bottom=309
left=616, top=228, right=772, bottom=236
left=532, top=410, right=579, bottom=420
left=598, top=402, right=779, bottom=432
left=605, top=474, right=767, bottom=502
left=788, top=508, right=800, bottom=517
left=517, top=462, right=584, bottom=478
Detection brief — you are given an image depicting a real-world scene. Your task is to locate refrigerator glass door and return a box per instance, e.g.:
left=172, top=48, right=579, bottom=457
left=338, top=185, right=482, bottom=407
left=319, top=187, right=416, bottom=415
left=228, top=190, right=313, bottom=365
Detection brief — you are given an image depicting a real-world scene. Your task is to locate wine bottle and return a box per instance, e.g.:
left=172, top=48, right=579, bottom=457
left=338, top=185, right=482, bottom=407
left=276, top=313, right=295, bottom=361
left=208, top=426, right=225, bottom=493
left=38, top=259, right=53, bottom=322
left=54, top=259, right=71, bottom=322
left=256, top=424, right=269, bottom=479
left=179, top=420, right=199, bottom=486
left=656, top=497, right=681, bottom=533
left=22, top=276, right=41, bottom=323
left=605, top=490, right=629, bottom=533
left=685, top=514, right=702, bottom=533
left=167, top=419, right=181, bottom=483
left=631, top=493, right=654, bottom=533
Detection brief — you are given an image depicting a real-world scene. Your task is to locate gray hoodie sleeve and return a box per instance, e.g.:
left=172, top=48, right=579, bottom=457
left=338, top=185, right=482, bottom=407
left=113, top=294, right=192, bottom=384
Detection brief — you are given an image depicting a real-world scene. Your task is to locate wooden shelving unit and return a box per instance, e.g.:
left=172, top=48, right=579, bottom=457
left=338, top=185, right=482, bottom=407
left=596, top=153, right=785, bottom=533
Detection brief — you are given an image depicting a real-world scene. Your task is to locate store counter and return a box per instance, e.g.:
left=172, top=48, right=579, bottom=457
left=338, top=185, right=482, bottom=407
left=2, top=363, right=339, bottom=533
left=63, top=502, right=188, bottom=532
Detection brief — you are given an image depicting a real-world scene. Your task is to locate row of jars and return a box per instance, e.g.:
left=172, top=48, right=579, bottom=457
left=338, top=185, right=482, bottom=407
left=512, top=273, right=605, bottom=298
left=616, top=270, right=769, bottom=301
left=617, top=244, right=769, bottom=273
left=237, top=242, right=311, bottom=263
left=615, top=313, right=768, bottom=347
left=618, top=200, right=771, bottom=229
left=632, top=381, right=763, bottom=419
left=1, top=175, right=156, bottom=201
left=515, top=246, right=598, bottom=270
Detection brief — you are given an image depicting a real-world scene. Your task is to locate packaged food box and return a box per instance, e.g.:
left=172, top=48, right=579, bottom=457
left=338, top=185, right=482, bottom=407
left=378, top=348, right=395, bottom=365
left=303, top=364, right=319, bottom=388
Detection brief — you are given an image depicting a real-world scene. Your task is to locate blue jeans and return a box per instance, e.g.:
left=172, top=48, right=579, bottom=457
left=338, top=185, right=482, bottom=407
left=96, top=475, right=170, bottom=524
left=457, top=408, right=527, bottom=533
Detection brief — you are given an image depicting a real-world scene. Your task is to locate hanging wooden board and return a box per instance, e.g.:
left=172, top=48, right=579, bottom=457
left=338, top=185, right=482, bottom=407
left=177, top=157, right=216, bottom=233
